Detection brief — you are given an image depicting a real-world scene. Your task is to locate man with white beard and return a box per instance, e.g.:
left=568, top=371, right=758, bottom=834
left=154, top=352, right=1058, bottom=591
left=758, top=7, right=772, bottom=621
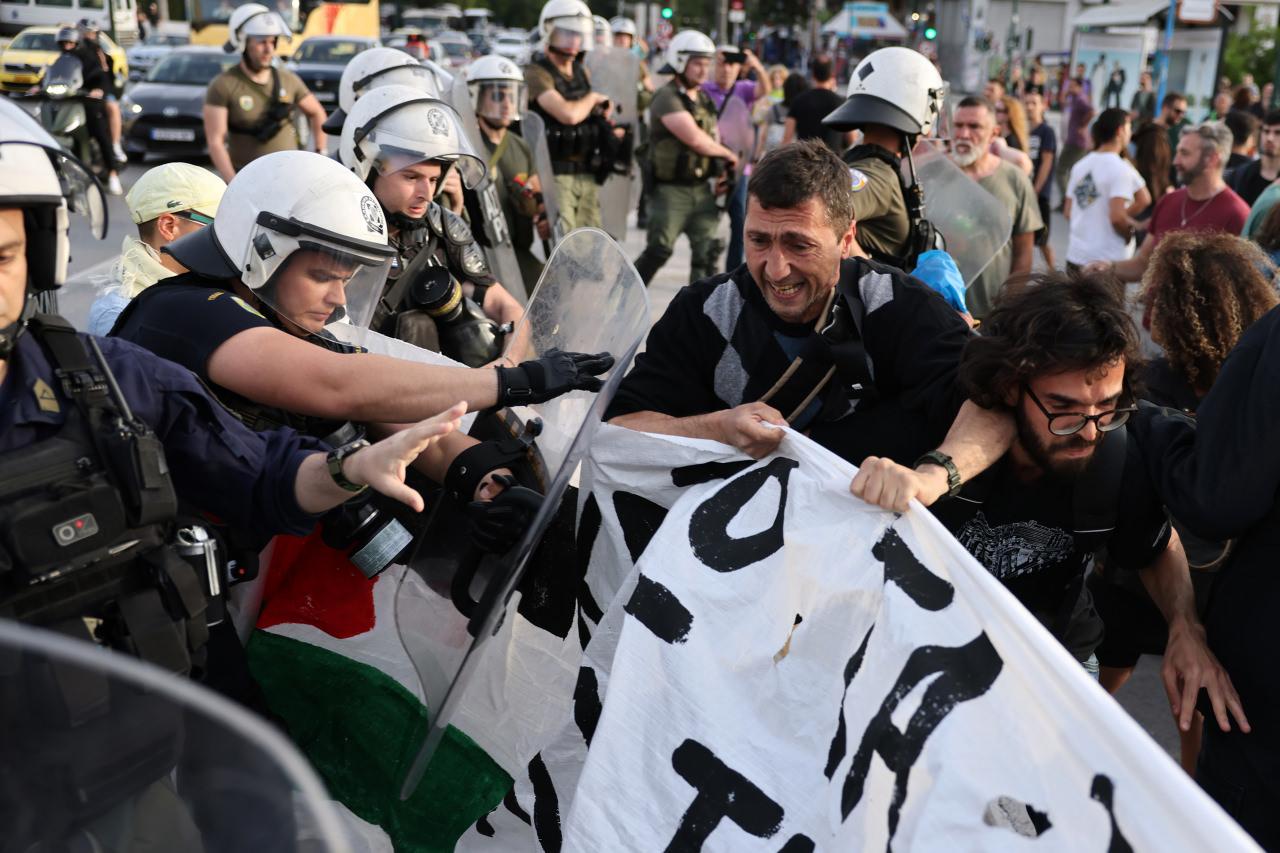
left=950, top=95, right=1042, bottom=320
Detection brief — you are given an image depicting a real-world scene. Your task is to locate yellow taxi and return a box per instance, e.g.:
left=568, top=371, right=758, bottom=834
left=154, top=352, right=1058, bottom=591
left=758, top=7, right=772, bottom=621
left=0, top=26, right=129, bottom=94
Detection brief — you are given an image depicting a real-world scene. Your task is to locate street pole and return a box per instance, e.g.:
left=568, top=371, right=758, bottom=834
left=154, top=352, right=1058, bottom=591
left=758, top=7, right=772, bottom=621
left=106, top=0, right=119, bottom=46
left=717, top=0, right=728, bottom=44
left=1154, top=0, right=1177, bottom=107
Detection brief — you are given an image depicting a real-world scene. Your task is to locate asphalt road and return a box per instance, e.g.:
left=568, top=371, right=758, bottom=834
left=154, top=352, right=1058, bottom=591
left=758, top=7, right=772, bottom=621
left=52, top=149, right=1189, bottom=766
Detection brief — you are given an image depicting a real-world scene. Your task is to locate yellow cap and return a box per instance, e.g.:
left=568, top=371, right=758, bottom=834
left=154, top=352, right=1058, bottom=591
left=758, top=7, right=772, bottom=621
left=125, top=163, right=226, bottom=225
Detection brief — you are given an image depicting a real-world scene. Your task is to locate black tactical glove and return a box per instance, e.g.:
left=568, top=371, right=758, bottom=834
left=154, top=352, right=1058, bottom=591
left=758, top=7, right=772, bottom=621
left=496, top=348, right=615, bottom=406
left=468, top=475, right=545, bottom=554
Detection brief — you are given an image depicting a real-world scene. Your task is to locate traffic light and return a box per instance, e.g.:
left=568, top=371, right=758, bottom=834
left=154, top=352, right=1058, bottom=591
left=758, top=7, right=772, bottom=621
left=661, top=6, right=673, bottom=18
left=923, top=12, right=937, bottom=40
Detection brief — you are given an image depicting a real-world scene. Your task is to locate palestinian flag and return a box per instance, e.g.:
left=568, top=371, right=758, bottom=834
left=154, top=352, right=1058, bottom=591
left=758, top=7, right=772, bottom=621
left=246, top=522, right=582, bottom=852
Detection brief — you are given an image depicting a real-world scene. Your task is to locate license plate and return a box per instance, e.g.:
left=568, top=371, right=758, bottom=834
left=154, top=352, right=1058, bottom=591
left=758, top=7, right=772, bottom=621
left=314, top=90, right=334, bottom=102
left=151, top=127, right=195, bottom=142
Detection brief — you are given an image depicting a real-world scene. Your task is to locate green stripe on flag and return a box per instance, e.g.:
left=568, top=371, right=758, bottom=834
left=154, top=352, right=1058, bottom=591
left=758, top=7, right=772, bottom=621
left=248, top=631, right=513, bottom=852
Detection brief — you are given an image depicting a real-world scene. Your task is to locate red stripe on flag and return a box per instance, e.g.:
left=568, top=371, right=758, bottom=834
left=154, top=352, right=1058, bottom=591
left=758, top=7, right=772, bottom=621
left=258, top=531, right=377, bottom=638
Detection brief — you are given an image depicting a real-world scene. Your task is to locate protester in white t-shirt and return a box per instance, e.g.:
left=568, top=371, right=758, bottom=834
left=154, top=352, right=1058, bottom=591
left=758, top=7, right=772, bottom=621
left=1064, top=108, right=1151, bottom=270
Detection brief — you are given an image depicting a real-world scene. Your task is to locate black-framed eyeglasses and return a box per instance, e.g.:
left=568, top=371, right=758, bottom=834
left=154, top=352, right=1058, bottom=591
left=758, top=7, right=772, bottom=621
left=1023, top=384, right=1136, bottom=436
left=175, top=210, right=214, bottom=226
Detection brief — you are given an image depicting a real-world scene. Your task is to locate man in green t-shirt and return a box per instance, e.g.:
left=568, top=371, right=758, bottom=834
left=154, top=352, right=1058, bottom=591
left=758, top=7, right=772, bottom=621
left=202, top=6, right=328, bottom=181
left=950, top=96, right=1043, bottom=320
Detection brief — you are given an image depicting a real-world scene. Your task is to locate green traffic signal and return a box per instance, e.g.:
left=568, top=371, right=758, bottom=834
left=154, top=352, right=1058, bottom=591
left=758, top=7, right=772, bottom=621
left=924, top=25, right=938, bottom=39
left=661, top=6, right=673, bottom=18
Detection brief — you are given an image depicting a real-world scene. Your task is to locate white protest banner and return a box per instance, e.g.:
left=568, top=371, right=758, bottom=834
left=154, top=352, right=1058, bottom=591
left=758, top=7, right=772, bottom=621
left=460, top=425, right=1258, bottom=852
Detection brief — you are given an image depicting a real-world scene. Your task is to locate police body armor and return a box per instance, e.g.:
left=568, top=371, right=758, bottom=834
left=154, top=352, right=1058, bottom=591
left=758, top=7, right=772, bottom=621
left=651, top=79, right=720, bottom=184
left=376, top=200, right=506, bottom=367
left=843, top=143, right=943, bottom=271
left=0, top=316, right=210, bottom=676
left=530, top=54, right=602, bottom=175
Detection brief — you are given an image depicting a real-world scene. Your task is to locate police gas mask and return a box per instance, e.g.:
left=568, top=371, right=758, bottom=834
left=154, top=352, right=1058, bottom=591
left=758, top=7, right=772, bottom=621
left=405, top=264, right=506, bottom=367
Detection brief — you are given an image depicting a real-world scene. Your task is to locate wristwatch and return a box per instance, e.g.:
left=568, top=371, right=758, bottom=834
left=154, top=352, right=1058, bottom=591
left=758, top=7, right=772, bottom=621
left=913, top=450, right=962, bottom=500
left=326, top=438, right=371, bottom=493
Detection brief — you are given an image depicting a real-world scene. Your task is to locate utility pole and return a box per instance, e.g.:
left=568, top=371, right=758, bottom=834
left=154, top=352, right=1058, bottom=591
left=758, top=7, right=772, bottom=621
left=1003, top=0, right=1019, bottom=87
left=716, top=0, right=727, bottom=43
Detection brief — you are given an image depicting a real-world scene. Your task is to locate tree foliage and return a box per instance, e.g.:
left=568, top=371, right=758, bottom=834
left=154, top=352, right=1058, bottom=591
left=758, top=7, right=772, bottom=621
left=1222, top=12, right=1277, bottom=88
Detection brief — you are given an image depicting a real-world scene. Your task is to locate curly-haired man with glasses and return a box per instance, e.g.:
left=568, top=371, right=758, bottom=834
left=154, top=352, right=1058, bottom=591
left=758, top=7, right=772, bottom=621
left=852, top=272, right=1244, bottom=733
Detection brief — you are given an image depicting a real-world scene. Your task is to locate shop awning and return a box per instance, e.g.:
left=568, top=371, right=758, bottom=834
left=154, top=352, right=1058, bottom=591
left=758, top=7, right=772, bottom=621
left=821, top=2, right=908, bottom=39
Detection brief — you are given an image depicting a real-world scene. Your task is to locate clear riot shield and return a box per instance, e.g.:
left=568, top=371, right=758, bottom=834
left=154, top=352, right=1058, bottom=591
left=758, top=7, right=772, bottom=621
left=584, top=46, right=641, bottom=241
left=517, top=111, right=562, bottom=247
left=448, top=73, right=529, bottom=304
left=394, top=228, right=650, bottom=799
left=0, top=620, right=354, bottom=853
left=909, top=145, right=1012, bottom=288
left=717, top=92, right=756, bottom=184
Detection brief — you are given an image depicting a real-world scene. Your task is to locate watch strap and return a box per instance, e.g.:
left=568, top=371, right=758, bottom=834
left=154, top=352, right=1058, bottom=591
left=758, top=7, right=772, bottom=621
left=327, top=439, right=371, bottom=493
left=914, top=450, right=962, bottom=499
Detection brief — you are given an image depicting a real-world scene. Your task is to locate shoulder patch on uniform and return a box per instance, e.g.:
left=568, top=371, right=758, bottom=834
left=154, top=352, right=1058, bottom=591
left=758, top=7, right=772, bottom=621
left=33, top=377, right=59, bottom=414
left=230, top=295, right=266, bottom=318
left=849, top=168, right=868, bottom=192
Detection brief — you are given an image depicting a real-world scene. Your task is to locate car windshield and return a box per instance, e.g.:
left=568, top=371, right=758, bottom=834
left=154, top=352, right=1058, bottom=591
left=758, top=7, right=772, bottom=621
left=11, top=32, right=58, bottom=51
left=147, top=52, right=235, bottom=84
left=439, top=41, right=468, bottom=57
left=293, top=39, right=369, bottom=63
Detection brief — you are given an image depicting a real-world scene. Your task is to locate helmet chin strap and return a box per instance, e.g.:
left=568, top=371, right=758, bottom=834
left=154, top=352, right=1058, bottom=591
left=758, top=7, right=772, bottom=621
left=0, top=290, right=35, bottom=361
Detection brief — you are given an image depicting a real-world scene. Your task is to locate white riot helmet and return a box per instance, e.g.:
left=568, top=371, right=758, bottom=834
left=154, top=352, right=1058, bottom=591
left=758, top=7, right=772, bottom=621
left=339, top=84, right=486, bottom=190
left=823, top=46, right=947, bottom=137
left=665, top=30, right=715, bottom=77
left=464, top=55, right=527, bottom=126
left=324, top=48, right=450, bottom=135
left=592, top=14, right=611, bottom=45
left=538, top=0, right=594, bottom=56
left=610, top=17, right=637, bottom=39
left=0, top=97, right=105, bottom=294
left=0, top=97, right=106, bottom=354
left=223, top=3, right=293, bottom=53
left=164, top=151, right=395, bottom=332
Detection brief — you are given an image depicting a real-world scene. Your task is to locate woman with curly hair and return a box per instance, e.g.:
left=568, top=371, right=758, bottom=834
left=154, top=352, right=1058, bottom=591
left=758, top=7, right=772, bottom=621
left=1143, top=231, right=1280, bottom=411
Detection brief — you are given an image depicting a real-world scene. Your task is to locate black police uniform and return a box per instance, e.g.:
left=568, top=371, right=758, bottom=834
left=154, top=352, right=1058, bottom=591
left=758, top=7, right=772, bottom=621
left=0, top=321, right=325, bottom=670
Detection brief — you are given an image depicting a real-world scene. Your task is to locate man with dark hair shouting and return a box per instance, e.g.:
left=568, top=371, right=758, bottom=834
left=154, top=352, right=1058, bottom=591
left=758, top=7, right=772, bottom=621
left=851, top=273, right=1244, bottom=728
left=607, top=139, right=1008, bottom=474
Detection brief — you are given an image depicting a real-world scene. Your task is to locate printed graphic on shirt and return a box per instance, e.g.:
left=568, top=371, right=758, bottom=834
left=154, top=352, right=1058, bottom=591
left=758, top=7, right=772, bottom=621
left=956, top=511, right=1075, bottom=581
left=1073, top=172, right=1100, bottom=209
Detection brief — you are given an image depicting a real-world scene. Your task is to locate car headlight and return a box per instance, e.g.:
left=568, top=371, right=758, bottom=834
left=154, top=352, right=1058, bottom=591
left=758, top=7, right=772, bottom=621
left=121, top=96, right=142, bottom=114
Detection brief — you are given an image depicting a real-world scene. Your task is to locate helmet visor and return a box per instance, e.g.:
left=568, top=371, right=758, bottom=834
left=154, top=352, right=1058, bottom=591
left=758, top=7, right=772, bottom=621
left=9, top=142, right=108, bottom=239
left=471, top=79, right=527, bottom=125
left=247, top=214, right=396, bottom=332
left=359, top=63, right=444, bottom=101
left=548, top=19, right=592, bottom=53
left=359, top=103, right=488, bottom=189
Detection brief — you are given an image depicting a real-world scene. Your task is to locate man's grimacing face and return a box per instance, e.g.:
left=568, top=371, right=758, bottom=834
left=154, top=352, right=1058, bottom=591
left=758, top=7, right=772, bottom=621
left=744, top=195, right=854, bottom=326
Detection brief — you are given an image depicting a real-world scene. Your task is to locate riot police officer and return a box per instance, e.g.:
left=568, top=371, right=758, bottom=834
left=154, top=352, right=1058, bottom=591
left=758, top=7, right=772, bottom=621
left=203, top=3, right=328, bottom=181
left=464, top=55, right=550, bottom=295
left=610, top=16, right=654, bottom=226
left=110, top=150, right=611, bottom=523
left=524, top=0, right=615, bottom=233
left=339, top=85, right=524, bottom=363
left=822, top=46, right=947, bottom=268
left=633, top=30, right=736, bottom=285
left=0, top=100, right=470, bottom=677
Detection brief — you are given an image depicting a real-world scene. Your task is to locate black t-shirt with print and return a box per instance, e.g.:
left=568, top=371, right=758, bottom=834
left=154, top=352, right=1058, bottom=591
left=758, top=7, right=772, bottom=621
left=930, top=431, right=1172, bottom=660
